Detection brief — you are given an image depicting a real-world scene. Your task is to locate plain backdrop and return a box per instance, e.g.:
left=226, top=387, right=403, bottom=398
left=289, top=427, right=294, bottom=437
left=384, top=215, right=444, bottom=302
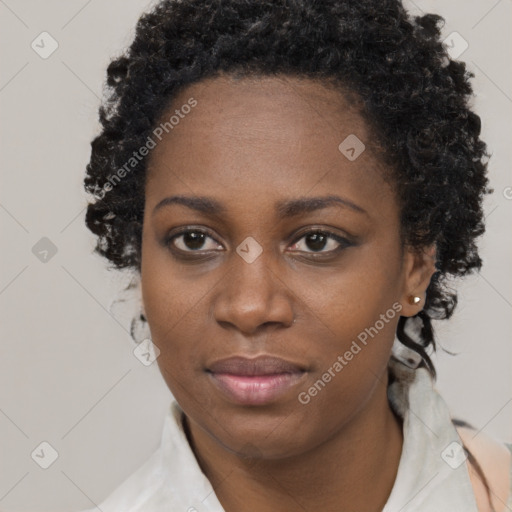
left=0, top=0, right=511, bottom=510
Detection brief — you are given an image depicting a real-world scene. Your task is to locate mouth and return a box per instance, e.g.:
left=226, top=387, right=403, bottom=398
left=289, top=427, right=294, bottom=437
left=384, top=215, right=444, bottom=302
left=206, top=355, right=307, bottom=406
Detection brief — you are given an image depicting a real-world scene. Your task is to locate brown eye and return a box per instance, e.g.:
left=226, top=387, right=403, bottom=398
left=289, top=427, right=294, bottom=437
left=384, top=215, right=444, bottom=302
left=165, top=229, right=223, bottom=253
left=289, top=230, right=352, bottom=255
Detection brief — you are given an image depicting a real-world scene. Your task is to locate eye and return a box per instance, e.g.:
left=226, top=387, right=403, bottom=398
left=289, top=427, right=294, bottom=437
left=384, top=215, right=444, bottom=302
left=165, top=228, right=223, bottom=254
left=163, top=227, right=353, bottom=259
left=288, top=230, right=352, bottom=255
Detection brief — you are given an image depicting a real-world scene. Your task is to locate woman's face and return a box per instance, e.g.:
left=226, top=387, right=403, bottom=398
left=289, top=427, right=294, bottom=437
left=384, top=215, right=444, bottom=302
left=141, top=75, right=429, bottom=458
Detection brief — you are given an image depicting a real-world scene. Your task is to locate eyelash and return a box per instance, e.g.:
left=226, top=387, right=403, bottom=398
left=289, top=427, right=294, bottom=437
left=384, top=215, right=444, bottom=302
left=163, top=227, right=353, bottom=259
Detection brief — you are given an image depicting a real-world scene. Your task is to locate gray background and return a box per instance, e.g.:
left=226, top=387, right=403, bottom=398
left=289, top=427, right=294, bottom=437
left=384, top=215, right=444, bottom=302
left=0, top=0, right=510, bottom=510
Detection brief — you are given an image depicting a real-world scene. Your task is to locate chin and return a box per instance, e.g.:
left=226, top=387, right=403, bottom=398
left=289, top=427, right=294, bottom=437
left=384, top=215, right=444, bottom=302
left=199, top=404, right=318, bottom=460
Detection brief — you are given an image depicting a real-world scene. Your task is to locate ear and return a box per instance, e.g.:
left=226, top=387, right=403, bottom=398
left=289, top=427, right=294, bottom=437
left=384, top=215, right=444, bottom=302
left=399, top=244, right=437, bottom=317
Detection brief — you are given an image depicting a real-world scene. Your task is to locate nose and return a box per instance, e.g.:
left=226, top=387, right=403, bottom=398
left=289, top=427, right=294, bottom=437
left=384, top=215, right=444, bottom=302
left=212, top=249, right=295, bottom=336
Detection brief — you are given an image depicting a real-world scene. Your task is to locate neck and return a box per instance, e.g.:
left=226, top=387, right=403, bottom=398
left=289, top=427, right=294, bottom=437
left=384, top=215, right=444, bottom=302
left=184, top=372, right=404, bottom=512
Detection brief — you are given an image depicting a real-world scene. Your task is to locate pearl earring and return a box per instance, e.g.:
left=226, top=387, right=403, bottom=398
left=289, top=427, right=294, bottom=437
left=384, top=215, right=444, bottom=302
left=408, top=295, right=421, bottom=305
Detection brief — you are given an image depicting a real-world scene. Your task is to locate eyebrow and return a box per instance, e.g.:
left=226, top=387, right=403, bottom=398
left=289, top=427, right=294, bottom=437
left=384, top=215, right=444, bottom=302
left=152, top=194, right=367, bottom=218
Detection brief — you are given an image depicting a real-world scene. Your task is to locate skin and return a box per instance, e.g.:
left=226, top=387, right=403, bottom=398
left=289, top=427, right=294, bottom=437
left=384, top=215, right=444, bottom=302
left=140, top=74, right=436, bottom=512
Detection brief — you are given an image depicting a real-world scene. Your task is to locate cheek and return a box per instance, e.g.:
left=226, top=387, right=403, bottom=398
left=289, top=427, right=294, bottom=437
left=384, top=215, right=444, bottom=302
left=143, top=269, right=212, bottom=414
left=286, top=270, right=401, bottom=450
left=295, top=238, right=402, bottom=341
left=294, top=285, right=399, bottom=411
left=141, top=238, right=191, bottom=363
left=141, top=262, right=207, bottom=363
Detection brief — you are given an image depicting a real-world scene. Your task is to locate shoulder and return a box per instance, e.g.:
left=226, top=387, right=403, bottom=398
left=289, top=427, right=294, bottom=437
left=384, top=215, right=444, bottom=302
left=455, top=424, right=511, bottom=512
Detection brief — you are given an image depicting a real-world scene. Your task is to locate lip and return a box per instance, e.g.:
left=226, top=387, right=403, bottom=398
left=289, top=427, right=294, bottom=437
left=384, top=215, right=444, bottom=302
left=206, top=355, right=307, bottom=406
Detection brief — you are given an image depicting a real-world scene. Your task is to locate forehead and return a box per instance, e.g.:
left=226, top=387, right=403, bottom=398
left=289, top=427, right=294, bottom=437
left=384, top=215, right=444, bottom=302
left=145, top=74, right=395, bottom=218
left=151, top=74, right=369, bottom=155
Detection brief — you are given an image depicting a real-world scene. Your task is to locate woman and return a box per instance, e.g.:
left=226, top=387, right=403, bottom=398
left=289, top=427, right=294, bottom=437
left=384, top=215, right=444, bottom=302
left=82, top=0, right=511, bottom=510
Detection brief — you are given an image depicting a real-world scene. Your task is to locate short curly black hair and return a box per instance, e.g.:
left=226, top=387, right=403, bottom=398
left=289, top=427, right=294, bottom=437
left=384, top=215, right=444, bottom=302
left=84, top=0, right=491, bottom=377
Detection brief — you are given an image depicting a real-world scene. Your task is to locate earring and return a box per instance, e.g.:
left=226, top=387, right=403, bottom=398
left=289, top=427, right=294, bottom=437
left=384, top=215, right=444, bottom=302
left=408, top=295, right=421, bottom=305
